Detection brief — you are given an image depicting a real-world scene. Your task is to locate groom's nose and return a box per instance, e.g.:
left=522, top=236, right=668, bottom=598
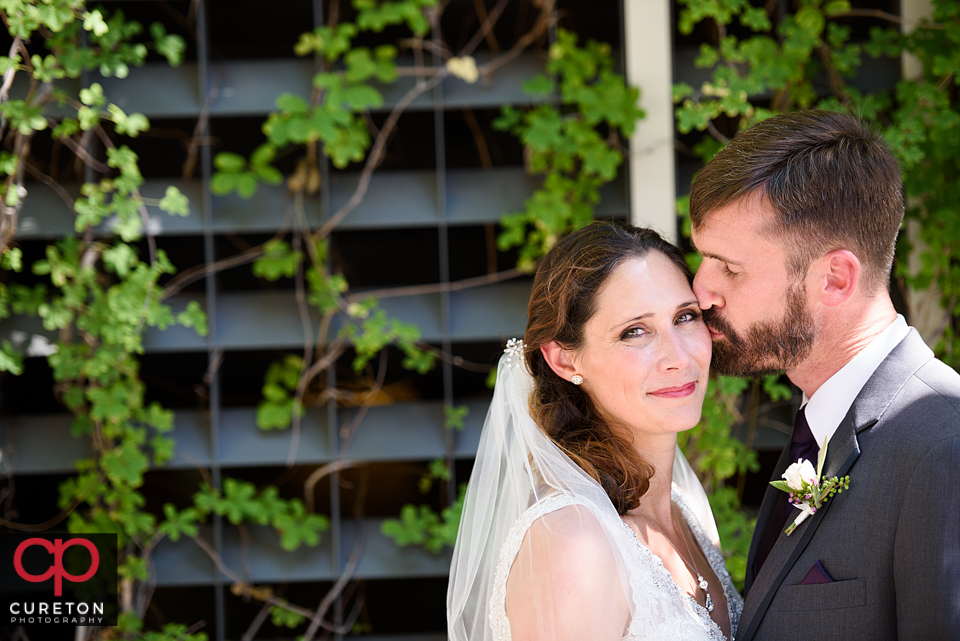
left=692, top=263, right=723, bottom=310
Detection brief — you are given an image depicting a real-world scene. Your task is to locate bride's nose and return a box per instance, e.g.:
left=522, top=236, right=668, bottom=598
left=658, top=327, right=691, bottom=371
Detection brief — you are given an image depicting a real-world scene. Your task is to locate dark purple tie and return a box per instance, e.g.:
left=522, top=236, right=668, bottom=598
left=754, top=406, right=819, bottom=575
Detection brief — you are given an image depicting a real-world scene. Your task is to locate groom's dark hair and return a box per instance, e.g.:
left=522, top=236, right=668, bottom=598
left=689, top=110, right=904, bottom=294
left=524, top=220, right=690, bottom=515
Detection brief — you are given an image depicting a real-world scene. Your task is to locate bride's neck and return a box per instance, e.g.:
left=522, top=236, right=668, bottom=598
left=631, top=433, right=677, bottom=524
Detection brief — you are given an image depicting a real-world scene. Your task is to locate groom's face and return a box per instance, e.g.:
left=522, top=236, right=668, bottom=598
left=690, top=193, right=818, bottom=377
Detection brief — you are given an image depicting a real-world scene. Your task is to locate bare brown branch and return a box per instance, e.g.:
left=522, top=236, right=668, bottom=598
left=0, top=36, right=21, bottom=106
left=314, top=72, right=448, bottom=238
left=182, top=70, right=222, bottom=181
left=478, top=0, right=556, bottom=77
left=816, top=46, right=853, bottom=110
left=832, top=9, right=946, bottom=29
left=240, top=601, right=273, bottom=641
left=337, top=349, right=389, bottom=455
left=462, top=0, right=510, bottom=56
left=287, top=194, right=316, bottom=467
left=346, top=267, right=523, bottom=303
left=706, top=120, right=731, bottom=145
left=191, top=535, right=353, bottom=636
left=301, top=471, right=369, bottom=641
left=304, top=460, right=366, bottom=514
left=0, top=474, right=103, bottom=531
left=23, top=161, right=75, bottom=210
left=43, top=121, right=111, bottom=172
left=462, top=107, right=493, bottom=169
left=161, top=228, right=292, bottom=298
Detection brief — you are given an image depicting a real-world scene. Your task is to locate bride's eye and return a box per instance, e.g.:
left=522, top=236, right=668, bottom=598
left=675, top=309, right=702, bottom=325
left=620, top=326, right=647, bottom=340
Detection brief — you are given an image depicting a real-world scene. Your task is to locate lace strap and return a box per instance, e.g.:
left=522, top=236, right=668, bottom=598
left=488, top=493, right=586, bottom=640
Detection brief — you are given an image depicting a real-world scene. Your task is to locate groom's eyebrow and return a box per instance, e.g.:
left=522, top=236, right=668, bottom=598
left=699, top=250, right=744, bottom=266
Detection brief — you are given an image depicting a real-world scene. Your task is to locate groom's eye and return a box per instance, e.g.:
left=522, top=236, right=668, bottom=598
left=722, top=263, right=739, bottom=278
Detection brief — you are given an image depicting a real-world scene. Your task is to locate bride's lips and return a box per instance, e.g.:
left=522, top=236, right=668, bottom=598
left=648, top=382, right=697, bottom=398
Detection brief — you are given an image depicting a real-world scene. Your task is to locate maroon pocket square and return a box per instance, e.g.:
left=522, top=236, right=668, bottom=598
left=800, top=560, right=834, bottom=585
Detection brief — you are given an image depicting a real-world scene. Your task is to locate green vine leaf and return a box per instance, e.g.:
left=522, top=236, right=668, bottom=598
left=1, top=246, right=22, bottom=271
left=158, top=185, right=190, bottom=216
left=273, top=499, right=330, bottom=551
left=175, top=300, right=208, bottom=336
left=82, top=9, right=109, bottom=37
left=270, top=606, right=306, bottom=629
left=101, top=440, right=150, bottom=488
left=158, top=504, right=201, bottom=542
left=381, top=483, right=465, bottom=553
left=0, top=340, right=24, bottom=375
left=150, top=22, right=185, bottom=66
left=253, top=239, right=302, bottom=281
left=497, top=28, right=642, bottom=266
left=444, top=404, right=469, bottom=431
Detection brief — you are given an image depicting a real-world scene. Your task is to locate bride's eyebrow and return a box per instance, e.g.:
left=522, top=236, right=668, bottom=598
left=611, top=312, right=653, bottom=331
left=611, top=301, right=699, bottom=331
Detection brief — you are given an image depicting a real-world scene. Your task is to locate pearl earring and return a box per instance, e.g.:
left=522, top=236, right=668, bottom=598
left=571, top=374, right=583, bottom=385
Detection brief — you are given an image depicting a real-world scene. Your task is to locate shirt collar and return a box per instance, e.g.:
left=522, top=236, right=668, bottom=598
left=801, top=315, right=909, bottom=449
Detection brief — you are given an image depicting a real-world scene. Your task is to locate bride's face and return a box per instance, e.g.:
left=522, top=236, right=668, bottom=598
left=572, top=252, right=712, bottom=439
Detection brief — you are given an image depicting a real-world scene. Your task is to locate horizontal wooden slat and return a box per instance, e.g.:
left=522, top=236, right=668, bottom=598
left=151, top=517, right=453, bottom=586
left=13, top=168, right=628, bottom=240
left=0, top=398, right=490, bottom=475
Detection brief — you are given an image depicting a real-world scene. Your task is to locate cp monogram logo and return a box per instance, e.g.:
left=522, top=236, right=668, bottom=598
left=13, top=538, right=100, bottom=596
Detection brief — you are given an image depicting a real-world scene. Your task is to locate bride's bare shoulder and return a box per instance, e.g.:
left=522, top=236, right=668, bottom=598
left=505, top=503, right=629, bottom=640
left=523, top=503, right=613, bottom=554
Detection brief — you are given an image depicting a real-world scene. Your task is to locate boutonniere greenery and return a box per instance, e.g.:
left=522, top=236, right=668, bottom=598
left=770, top=438, right=851, bottom=535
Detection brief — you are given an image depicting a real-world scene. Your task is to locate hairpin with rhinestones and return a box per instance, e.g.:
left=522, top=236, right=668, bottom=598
left=503, top=338, right=524, bottom=367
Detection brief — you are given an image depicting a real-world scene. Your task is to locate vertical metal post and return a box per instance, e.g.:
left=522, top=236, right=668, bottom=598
left=433, top=21, right=456, bottom=508
left=194, top=3, right=225, bottom=640
left=310, top=2, right=343, bottom=639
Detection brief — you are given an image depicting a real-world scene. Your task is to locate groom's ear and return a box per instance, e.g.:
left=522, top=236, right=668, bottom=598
left=816, top=249, right=860, bottom=306
left=540, top=341, right=579, bottom=382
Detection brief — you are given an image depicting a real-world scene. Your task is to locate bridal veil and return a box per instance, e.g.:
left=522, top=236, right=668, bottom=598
left=447, top=342, right=720, bottom=641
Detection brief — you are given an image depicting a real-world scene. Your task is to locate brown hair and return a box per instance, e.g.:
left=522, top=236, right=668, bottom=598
left=690, top=110, right=904, bottom=293
left=523, top=221, right=690, bottom=514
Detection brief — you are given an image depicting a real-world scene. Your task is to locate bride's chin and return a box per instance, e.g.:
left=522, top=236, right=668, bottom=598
left=673, top=408, right=705, bottom=432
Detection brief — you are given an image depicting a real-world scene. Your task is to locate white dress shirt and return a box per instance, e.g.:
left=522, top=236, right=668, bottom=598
left=802, top=315, right=910, bottom=449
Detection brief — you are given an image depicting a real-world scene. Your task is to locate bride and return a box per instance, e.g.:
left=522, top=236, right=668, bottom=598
left=447, top=221, right=742, bottom=640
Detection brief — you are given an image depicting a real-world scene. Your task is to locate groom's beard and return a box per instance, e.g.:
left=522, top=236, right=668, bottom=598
left=703, top=284, right=817, bottom=378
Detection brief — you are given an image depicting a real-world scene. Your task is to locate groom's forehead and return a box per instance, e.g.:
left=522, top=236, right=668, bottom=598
left=693, top=197, right=772, bottom=245
left=692, top=198, right=794, bottom=270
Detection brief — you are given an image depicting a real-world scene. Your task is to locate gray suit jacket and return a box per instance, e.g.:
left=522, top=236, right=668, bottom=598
left=737, top=330, right=960, bottom=640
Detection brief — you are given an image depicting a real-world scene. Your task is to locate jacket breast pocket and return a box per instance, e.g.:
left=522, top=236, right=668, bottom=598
left=777, top=578, right=866, bottom=611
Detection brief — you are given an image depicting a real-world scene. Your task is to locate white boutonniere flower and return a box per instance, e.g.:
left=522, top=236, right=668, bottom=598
left=770, top=438, right=850, bottom=535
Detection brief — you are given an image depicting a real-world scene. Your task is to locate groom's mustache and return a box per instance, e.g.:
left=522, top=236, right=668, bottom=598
left=702, top=307, right=737, bottom=341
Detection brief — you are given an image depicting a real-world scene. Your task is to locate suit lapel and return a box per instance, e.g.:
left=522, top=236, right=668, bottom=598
left=737, top=424, right=861, bottom=641
left=743, top=444, right=792, bottom=594
left=737, top=330, right=934, bottom=641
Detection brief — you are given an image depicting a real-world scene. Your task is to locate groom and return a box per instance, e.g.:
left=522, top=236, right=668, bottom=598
left=689, top=110, right=960, bottom=640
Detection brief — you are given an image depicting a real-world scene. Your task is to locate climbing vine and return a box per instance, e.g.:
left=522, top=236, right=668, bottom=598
left=4, top=0, right=954, bottom=634
left=494, top=28, right=644, bottom=270
left=0, top=0, right=613, bottom=638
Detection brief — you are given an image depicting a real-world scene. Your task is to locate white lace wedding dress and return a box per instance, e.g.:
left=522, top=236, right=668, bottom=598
left=488, top=486, right=742, bottom=641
